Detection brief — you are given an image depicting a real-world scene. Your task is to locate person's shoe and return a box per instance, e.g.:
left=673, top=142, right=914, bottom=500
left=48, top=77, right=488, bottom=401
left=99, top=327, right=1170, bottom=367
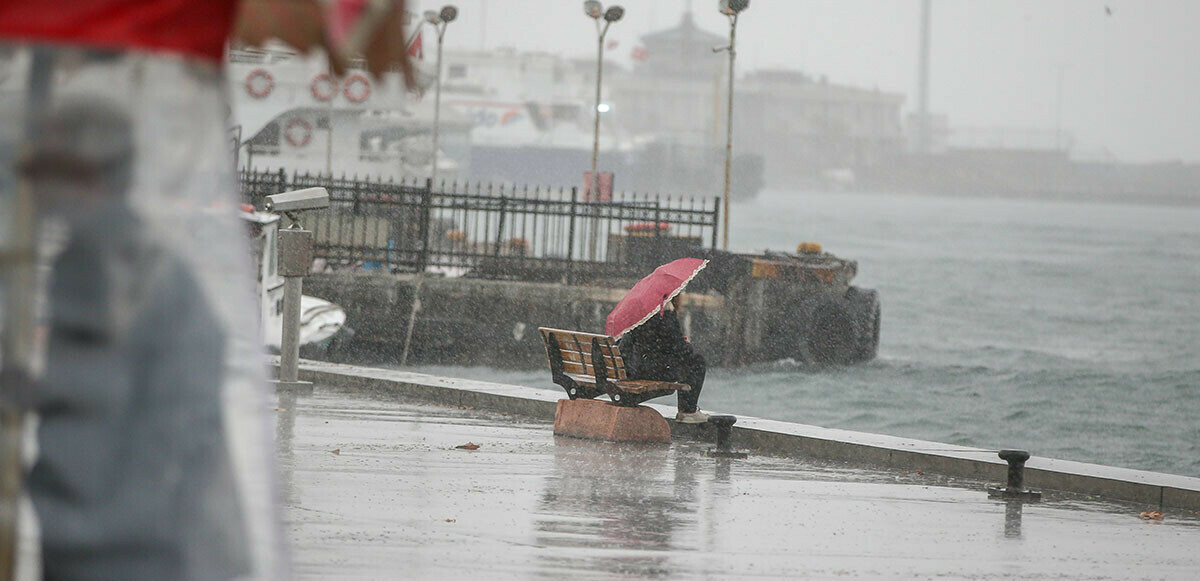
left=675, top=410, right=710, bottom=424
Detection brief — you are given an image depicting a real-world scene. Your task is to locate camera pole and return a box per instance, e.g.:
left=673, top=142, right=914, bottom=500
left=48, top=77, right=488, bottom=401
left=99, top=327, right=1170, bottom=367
left=265, top=187, right=329, bottom=389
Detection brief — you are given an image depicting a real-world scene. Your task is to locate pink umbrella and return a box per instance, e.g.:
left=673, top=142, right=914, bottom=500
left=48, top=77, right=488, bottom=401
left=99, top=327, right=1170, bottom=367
left=606, top=258, right=709, bottom=338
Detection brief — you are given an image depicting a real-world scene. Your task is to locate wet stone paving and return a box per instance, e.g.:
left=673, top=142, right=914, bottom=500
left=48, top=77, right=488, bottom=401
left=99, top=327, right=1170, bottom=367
left=276, top=386, right=1200, bottom=580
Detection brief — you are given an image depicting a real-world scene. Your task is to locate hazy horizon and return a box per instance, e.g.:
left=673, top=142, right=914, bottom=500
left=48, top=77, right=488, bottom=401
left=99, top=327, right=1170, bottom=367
left=417, top=0, right=1200, bottom=165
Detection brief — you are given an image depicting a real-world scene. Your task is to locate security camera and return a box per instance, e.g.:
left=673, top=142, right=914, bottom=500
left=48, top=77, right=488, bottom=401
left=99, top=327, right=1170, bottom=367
left=264, top=187, right=330, bottom=213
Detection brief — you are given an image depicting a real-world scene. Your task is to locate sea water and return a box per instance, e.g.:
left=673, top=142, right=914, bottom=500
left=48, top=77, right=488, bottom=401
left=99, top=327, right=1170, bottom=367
left=414, top=190, right=1200, bottom=478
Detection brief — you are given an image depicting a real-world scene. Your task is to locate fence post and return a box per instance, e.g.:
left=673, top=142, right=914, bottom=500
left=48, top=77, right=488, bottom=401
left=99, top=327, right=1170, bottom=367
left=654, top=199, right=662, bottom=240
left=418, top=178, right=433, bottom=272
left=711, top=197, right=720, bottom=249
left=494, top=194, right=508, bottom=262
left=567, top=187, right=578, bottom=282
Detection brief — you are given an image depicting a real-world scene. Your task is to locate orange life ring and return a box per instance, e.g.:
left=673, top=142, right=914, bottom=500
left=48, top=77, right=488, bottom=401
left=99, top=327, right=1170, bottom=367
left=284, top=117, right=313, bottom=148
left=245, top=68, right=273, bottom=99
left=343, top=73, right=371, bottom=103
left=311, top=73, right=336, bottom=102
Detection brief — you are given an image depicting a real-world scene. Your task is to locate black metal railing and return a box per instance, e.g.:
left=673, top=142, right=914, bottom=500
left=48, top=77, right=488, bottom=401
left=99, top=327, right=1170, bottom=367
left=240, top=169, right=721, bottom=281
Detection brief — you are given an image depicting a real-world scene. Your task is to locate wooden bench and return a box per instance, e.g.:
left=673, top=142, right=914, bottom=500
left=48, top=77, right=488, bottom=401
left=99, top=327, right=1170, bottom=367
left=538, top=327, right=690, bottom=407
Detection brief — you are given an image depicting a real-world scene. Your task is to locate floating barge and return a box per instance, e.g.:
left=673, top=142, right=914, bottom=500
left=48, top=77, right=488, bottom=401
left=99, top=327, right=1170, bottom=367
left=243, top=170, right=880, bottom=368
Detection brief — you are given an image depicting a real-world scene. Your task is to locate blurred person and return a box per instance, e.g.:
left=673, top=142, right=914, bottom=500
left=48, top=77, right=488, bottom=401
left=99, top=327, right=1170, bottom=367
left=18, top=97, right=247, bottom=580
left=618, top=294, right=708, bottom=423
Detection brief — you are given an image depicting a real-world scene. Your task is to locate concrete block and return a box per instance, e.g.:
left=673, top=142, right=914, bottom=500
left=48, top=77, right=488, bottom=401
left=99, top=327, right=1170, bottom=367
left=553, top=398, right=670, bottom=443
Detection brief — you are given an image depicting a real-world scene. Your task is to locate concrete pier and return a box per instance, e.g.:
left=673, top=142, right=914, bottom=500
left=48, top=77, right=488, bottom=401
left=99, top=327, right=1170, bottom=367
left=277, top=371, right=1200, bottom=579
left=287, top=359, right=1200, bottom=512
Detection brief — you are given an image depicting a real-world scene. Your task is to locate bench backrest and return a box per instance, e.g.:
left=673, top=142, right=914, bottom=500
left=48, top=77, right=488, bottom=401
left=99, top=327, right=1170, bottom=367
left=538, top=327, right=628, bottom=381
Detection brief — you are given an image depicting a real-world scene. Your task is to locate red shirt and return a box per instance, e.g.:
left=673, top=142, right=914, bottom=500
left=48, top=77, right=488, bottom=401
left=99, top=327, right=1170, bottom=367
left=0, top=0, right=238, bottom=63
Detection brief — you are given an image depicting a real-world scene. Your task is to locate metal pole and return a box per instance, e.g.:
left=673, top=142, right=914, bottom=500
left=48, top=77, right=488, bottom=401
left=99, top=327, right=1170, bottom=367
left=325, top=65, right=335, bottom=175
left=917, top=0, right=931, bottom=154
left=431, top=23, right=446, bottom=185
left=399, top=178, right=433, bottom=367
left=0, top=47, right=54, bottom=581
left=721, top=14, right=737, bottom=250
left=278, top=276, right=303, bottom=382
left=587, top=21, right=608, bottom=262
left=1054, top=64, right=1067, bottom=151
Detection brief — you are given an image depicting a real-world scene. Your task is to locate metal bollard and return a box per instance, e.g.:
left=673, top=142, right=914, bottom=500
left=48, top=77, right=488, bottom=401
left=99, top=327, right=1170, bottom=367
left=1000, top=449, right=1029, bottom=490
left=987, top=449, right=1041, bottom=500
left=705, top=415, right=747, bottom=459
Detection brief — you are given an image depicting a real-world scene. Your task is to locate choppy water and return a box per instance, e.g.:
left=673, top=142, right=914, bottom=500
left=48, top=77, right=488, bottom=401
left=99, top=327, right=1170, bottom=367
left=414, top=190, right=1200, bottom=478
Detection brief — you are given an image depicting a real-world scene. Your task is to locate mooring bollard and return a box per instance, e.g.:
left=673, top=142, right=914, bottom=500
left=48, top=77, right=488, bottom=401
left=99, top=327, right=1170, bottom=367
left=987, top=449, right=1042, bottom=500
left=705, top=415, right=747, bottom=459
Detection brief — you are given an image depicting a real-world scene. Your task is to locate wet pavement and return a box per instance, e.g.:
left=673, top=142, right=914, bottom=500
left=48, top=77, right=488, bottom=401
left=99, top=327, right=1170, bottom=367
left=277, top=386, right=1200, bottom=580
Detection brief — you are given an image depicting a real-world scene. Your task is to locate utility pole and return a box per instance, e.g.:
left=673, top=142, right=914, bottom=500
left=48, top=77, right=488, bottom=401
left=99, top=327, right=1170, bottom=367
left=917, top=0, right=931, bottom=154
left=425, top=5, right=458, bottom=186
left=716, top=0, right=749, bottom=250
left=584, top=1, right=624, bottom=261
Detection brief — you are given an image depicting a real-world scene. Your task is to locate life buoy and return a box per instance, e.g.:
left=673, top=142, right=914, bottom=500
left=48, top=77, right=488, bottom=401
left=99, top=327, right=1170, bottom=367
left=343, top=73, right=371, bottom=103
left=311, top=73, right=336, bottom=102
left=284, top=117, right=313, bottom=148
left=245, top=68, right=273, bottom=99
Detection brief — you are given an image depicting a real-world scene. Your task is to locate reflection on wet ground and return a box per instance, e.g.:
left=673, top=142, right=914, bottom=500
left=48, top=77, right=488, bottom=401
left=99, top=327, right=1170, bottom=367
left=278, top=386, right=1200, bottom=579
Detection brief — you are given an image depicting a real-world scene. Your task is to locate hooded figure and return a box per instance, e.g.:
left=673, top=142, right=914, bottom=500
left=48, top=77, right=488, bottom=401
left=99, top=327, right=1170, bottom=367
left=20, top=98, right=248, bottom=580
left=617, top=294, right=708, bottom=423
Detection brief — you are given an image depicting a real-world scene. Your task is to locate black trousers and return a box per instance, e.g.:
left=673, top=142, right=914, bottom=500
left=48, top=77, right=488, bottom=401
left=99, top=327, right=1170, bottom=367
left=633, top=351, right=706, bottom=413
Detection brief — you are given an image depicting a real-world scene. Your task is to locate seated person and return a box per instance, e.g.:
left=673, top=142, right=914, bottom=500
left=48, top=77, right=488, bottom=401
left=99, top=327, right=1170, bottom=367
left=617, top=294, right=708, bottom=423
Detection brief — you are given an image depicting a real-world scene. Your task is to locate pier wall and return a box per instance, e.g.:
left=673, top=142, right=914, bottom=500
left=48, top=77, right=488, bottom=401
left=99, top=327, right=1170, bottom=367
left=286, top=359, right=1200, bottom=513
left=304, top=272, right=725, bottom=368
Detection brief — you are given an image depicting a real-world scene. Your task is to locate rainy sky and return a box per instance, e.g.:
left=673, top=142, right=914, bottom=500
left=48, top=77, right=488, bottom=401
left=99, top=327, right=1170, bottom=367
left=419, top=0, right=1200, bottom=164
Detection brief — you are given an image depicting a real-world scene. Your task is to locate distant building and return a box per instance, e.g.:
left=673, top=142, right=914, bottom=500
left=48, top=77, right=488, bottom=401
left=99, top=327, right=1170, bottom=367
left=609, top=11, right=727, bottom=145
left=610, top=12, right=907, bottom=187
left=737, top=70, right=905, bottom=183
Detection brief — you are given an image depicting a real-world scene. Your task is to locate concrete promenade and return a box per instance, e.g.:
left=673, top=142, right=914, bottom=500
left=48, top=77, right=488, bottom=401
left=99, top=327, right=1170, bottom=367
left=277, top=364, right=1200, bottom=579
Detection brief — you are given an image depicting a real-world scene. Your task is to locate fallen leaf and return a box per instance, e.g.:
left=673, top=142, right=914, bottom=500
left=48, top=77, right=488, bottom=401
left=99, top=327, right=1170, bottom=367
left=1139, top=511, right=1164, bottom=520
left=330, top=448, right=341, bottom=455
left=455, top=443, right=480, bottom=450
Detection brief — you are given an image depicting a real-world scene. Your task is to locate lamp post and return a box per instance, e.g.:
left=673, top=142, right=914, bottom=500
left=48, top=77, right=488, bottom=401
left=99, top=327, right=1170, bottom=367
left=425, top=5, right=458, bottom=187
left=584, top=0, right=623, bottom=261
left=715, top=0, right=748, bottom=250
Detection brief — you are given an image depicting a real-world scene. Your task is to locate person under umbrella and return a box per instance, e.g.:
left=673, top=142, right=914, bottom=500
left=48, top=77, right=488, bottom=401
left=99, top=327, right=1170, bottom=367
left=607, top=258, right=709, bottom=423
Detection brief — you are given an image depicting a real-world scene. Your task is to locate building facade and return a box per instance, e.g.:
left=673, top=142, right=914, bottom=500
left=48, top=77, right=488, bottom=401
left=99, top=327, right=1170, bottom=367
left=609, top=12, right=906, bottom=188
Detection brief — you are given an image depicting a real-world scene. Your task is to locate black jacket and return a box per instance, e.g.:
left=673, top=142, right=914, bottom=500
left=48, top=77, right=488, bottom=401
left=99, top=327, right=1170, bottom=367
left=618, top=310, right=696, bottom=378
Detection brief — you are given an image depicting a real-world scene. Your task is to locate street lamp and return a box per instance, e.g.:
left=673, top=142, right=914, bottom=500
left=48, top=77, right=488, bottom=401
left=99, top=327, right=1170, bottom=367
left=715, top=0, right=748, bottom=250
left=424, top=5, right=458, bottom=186
left=584, top=1, right=623, bottom=261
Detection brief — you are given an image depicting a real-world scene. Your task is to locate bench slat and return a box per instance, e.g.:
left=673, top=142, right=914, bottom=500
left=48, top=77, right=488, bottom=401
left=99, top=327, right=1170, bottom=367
left=566, top=373, right=596, bottom=386
left=564, top=374, right=687, bottom=395
left=558, top=352, right=627, bottom=380
left=560, top=360, right=590, bottom=376
left=539, top=328, right=621, bottom=357
left=614, top=380, right=691, bottom=394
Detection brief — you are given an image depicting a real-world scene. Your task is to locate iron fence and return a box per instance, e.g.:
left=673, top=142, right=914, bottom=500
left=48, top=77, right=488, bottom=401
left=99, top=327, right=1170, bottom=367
left=240, top=169, right=721, bottom=280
